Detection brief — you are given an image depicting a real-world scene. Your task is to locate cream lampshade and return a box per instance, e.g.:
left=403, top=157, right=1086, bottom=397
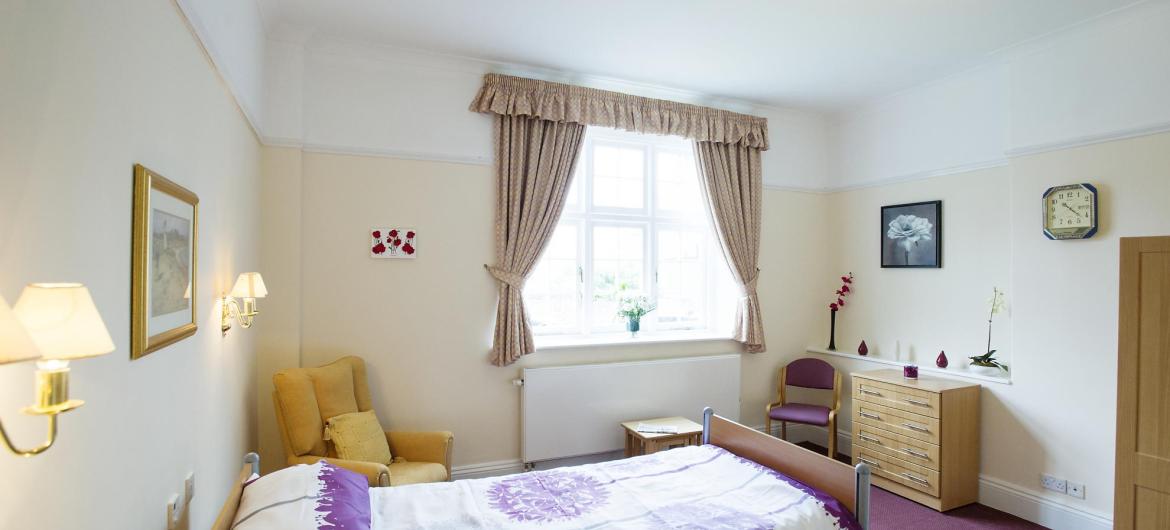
left=1, top=283, right=112, bottom=456
left=13, top=283, right=115, bottom=361
left=223, top=272, right=267, bottom=335
left=0, top=293, right=40, bottom=365
left=230, top=272, right=268, bottom=299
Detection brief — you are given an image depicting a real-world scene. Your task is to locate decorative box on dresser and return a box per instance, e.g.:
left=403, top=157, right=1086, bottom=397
left=851, top=369, right=981, bottom=511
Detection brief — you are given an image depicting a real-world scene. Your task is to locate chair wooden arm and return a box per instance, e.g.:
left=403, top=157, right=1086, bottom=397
left=287, top=455, right=391, bottom=487
left=386, top=430, right=454, bottom=480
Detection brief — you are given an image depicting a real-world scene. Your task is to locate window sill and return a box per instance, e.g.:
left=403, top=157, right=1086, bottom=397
left=806, top=347, right=1012, bottom=385
left=534, top=331, right=736, bottom=351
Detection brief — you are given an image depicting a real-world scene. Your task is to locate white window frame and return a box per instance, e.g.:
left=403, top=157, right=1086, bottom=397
left=527, top=127, right=734, bottom=346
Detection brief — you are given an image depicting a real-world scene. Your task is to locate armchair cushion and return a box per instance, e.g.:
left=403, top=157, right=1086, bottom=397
left=326, top=411, right=393, bottom=465
left=273, top=361, right=360, bottom=456
left=309, top=362, right=360, bottom=421
left=387, top=461, right=449, bottom=487
left=386, top=430, right=454, bottom=471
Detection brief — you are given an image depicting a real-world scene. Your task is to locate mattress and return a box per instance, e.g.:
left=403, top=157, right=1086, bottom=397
left=370, top=444, right=860, bottom=529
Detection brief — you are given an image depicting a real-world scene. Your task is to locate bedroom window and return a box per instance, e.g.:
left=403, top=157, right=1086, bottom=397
left=524, top=127, right=736, bottom=344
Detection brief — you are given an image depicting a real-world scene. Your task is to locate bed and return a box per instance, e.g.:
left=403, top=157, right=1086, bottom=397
left=214, top=409, right=871, bottom=529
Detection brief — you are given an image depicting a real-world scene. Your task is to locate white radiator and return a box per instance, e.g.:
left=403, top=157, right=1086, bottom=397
left=519, top=354, right=741, bottom=463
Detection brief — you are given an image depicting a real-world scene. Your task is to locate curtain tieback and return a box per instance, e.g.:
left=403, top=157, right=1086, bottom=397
left=485, top=265, right=526, bottom=289
left=740, top=271, right=760, bottom=299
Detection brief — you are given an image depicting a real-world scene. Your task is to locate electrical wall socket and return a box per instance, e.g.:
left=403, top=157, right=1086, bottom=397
left=1041, top=474, right=1067, bottom=493
left=1068, top=481, right=1085, bottom=499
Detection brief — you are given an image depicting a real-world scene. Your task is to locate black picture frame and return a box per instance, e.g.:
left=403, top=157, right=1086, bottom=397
left=881, top=200, right=942, bottom=268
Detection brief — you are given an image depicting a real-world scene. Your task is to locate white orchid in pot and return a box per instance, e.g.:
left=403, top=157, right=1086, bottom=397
left=617, top=293, right=655, bottom=338
left=969, top=287, right=1009, bottom=374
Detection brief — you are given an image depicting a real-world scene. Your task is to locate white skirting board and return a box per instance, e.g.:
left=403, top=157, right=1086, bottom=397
left=451, top=451, right=623, bottom=481
left=450, top=459, right=524, bottom=481
left=774, top=424, right=1113, bottom=530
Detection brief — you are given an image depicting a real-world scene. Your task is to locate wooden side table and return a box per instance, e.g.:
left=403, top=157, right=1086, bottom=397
left=621, top=416, right=703, bottom=457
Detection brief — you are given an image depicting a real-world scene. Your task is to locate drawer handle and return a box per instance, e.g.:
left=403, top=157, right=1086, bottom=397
left=860, top=388, right=883, bottom=396
left=901, top=472, right=930, bottom=486
left=903, top=397, right=931, bottom=406
left=858, top=457, right=881, bottom=468
left=858, top=434, right=882, bottom=444
left=859, top=411, right=882, bottom=420
left=901, top=448, right=929, bottom=459
left=901, top=422, right=930, bottom=432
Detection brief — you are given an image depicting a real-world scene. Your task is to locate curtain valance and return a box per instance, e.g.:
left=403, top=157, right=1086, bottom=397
left=470, top=74, right=770, bottom=150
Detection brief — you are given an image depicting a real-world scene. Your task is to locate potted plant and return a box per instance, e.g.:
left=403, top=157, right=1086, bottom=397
left=617, top=294, right=655, bottom=338
left=969, top=287, right=1009, bottom=374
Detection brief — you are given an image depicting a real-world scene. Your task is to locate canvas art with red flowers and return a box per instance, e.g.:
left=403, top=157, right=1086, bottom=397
left=370, top=227, right=418, bottom=259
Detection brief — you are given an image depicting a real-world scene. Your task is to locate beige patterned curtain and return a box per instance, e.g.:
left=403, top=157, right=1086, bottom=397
left=472, top=74, right=769, bottom=364
left=694, top=141, right=766, bottom=353
left=484, top=114, right=586, bottom=366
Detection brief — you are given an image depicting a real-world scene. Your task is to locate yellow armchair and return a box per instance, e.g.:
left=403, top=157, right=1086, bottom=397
left=272, top=356, right=454, bottom=487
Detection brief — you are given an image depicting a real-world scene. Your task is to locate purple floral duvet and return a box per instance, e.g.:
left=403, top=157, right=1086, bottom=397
left=370, top=445, right=861, bottom=529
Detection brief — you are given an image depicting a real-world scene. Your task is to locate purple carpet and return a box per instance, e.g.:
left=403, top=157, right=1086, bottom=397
left=796, top=442, right=1046, bottom=530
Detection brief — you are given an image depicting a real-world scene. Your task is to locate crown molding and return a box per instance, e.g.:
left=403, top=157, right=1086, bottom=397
left=261, top=116, right=1170, bottom=194
left=172, top=0, right=264, bottom=143
left=1005, top=120, right=1170, bottom=158
left=260, top=136, right=492, bottom=166
left=828, top=158, right=1011, bottom=193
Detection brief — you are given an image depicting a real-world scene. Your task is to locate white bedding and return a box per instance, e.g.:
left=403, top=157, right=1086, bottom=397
left=369, top=444, right=859, bottom=529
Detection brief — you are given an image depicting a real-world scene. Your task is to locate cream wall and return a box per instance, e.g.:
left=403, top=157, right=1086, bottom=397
left=816, top=132, right=1170, bottom=525
left=0, top=1, right=261, bottom=529
left=255, top=149, right=827, bottom=469
left=255, top=147, right=304, bottom=473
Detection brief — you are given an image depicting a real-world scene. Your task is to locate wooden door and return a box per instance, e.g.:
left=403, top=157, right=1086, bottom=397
left=1116, top=236, right=1170, bottom=529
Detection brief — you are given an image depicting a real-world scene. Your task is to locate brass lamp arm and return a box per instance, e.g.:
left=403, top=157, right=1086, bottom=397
left=0, top=414, right=58, bottom=457
left=221, top=296, right=259, bottom=336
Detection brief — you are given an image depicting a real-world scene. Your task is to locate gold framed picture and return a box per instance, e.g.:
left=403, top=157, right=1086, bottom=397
left=131, top=164, right=198, bottom=359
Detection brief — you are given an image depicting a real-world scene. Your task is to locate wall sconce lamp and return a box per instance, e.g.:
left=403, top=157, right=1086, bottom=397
left=221, top=272, right=267, bottom=336
left=0, top=283, right=114, bottom=457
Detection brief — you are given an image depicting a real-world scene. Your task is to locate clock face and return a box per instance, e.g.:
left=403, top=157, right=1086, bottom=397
left=1043, top=183, right=1098, bottom=240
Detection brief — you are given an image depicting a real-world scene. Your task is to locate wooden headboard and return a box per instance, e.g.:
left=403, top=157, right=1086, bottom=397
left=703, top=410, right=869, bottom=528
left=212, top=453, right=259, bottom=530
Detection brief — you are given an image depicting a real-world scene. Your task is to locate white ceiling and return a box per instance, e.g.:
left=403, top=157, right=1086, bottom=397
left=255, top=0, right=1142, bottom=109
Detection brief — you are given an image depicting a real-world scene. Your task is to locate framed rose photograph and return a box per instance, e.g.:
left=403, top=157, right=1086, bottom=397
left=131, top=164, right=198, bottom=359
left=881, top=200, right=941, bottom=268
left=370, top=227, right=417, bottom=259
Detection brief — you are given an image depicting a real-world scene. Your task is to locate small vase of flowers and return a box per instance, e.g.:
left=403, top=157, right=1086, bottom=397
left=969, top=287, right=1009, bottom=374
left=617, top=293, right=655, bottom=338
left=827, top=273, right=854, bottom=350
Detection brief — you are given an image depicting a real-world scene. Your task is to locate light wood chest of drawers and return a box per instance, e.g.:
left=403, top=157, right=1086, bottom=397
left=851, top=369, right=981, bottom=511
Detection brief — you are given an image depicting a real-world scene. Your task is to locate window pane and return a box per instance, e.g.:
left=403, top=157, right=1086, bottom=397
left=592, top=144, right=644, bottom=209
left=525, top=225, right=579, bottom=333
left=656, top=228, right=706, bottom=329
left=592, top=225, right=644, bottom=327
left=656, top=150, right=703, bottom=214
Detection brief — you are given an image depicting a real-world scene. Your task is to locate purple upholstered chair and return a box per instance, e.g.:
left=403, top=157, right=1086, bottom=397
left=765, top=358, right=841, bottom=458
